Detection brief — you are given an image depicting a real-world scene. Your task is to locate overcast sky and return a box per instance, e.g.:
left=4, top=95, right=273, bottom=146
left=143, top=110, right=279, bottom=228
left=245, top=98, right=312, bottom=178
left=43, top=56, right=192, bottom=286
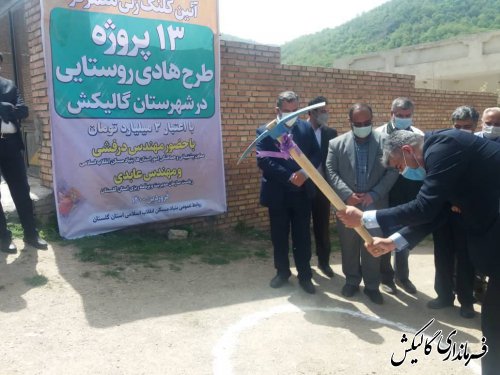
left=218, top=0, right=391, bottom=45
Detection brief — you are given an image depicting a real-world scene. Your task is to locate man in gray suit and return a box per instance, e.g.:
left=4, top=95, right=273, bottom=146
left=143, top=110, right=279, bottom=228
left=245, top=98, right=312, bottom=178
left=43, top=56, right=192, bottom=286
left=326, top=103, right=398, bottom=304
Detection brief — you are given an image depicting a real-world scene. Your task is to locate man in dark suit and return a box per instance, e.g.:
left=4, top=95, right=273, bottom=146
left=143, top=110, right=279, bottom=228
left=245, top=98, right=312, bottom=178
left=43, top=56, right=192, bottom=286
left=257, top=91, right=321, bottom=294
left=307, top=96, right=337, bottom=278
left=428, top=106, right=480, bottom=319
left=0, top=53, right=47, bottom=253
left=337, top=129, right=500, bottom=375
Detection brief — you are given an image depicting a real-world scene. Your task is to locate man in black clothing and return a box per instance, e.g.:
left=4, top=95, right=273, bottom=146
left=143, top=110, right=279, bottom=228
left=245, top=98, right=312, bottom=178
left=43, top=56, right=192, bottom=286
left=428, top=106, right=479, bottom=319
left=0, top=53, right=47, bottom=253
left=307, top=96, right=337, bottom=278
left=338, top=129, right=500, bottom=375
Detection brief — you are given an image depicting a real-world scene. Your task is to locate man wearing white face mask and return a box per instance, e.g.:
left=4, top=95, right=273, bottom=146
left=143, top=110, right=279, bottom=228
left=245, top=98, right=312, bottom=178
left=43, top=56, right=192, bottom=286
left=375, top=97, right=423, bottom=295
left=257, top=91, right=321, bottom=294
left=325, top=103, right=398, bottom=304
left=307, top=96, right=338, bottom=278
left=476, top=107, right=500, bottom=141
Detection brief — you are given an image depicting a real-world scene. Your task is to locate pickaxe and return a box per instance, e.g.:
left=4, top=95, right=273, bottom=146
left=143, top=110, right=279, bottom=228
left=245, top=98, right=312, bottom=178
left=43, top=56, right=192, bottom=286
left=238, top=102, right=374, bottom=244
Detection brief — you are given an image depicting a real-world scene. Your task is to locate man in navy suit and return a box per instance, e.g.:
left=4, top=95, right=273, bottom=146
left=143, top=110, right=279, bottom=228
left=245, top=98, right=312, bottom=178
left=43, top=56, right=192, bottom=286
left=256, top=91, right=321, bottom=294
left=337, top=129, right=500, bottom=375
left=307, top=96, right=337, bottom=278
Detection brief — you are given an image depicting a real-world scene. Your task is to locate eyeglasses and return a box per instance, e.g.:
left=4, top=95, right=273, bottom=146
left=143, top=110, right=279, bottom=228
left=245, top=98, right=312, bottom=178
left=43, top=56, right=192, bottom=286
left=351, top=121, right=372, bottom=127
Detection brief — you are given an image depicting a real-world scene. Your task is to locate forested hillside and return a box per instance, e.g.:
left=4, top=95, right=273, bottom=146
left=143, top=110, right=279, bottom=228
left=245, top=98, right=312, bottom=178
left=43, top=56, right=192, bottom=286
left=281, top=0, right=500, bottom=67
left=220, top=33, right=256, bottom=44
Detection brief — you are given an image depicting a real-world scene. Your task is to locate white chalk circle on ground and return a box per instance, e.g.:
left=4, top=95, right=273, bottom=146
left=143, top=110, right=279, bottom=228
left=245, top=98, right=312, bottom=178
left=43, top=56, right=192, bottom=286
left=212, top=304, right=480, bottom=375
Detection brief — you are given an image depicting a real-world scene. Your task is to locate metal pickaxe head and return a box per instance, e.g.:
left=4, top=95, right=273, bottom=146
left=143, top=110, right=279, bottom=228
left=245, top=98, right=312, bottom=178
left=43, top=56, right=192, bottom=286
left=237, top=102, right=325, bottom=164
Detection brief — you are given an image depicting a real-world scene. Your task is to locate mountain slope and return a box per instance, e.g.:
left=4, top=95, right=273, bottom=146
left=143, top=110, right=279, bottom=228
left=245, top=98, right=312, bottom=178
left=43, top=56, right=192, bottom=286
left=281, top=0, right=500, bottom=67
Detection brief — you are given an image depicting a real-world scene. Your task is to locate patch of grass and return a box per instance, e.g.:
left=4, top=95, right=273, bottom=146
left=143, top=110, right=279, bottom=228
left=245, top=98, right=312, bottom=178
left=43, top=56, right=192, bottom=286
left=6, top=221, right=23, bottom=239
left=39, top=215, right=65, bottom=243
left=169, top=263, right=181, bottom=272
left=144, top=262, right=162, bottom=269
left=103, top=267, right=125, bottom=280
left=37, top=219, right=272, bottom=271
left=253, top=249, right=269, bottom=258
left=24, top=274, right=48, bottom=287
left=80, top=271, right=91, bottom=278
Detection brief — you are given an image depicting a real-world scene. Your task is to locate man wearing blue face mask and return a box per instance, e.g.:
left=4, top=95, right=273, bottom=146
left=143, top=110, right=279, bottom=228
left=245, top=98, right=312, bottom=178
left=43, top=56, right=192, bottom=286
left=336, top=129, right=500, bottom=375
left=325, top=103, right=398, bottom=305
left=375, top=97, right=423, bottom=296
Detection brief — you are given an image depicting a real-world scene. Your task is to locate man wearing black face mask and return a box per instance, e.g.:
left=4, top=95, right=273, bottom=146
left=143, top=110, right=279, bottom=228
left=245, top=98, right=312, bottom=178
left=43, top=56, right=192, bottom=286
left=325, top=103, right=398, bottom=304
left=375, top=97, right=423, bottom=295
left=307, top=96, right=337, bottom=278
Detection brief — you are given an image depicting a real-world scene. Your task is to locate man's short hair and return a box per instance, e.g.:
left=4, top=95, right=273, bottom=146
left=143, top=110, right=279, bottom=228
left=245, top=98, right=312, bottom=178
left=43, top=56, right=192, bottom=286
left=276, top=91, right=299, bottom=109
left=451, top=106, right=479, bottom=122
left=483, top=107, right=500, bottom=117
left=382, top=130, right=424, bottom=167
left=391, top=97, right=414, bottom=112
left=348, top=103, right=372, bottom=121
left=308, top=96, right=328, bottom=107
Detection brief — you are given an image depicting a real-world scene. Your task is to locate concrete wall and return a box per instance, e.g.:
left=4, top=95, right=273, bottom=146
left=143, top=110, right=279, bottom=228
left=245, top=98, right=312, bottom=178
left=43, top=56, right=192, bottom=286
left=333, top=30, right=500, bottom=95
left=24, top=0, right=499, bottom=231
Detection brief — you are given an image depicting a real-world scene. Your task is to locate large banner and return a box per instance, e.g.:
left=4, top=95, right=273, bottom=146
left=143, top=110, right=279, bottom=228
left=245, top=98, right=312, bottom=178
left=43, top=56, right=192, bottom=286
left=41, top=0, right=226, bottom=238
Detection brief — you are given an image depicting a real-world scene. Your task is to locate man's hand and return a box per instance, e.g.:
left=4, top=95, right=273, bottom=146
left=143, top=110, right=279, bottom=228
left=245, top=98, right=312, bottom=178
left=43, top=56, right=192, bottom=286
left=346, top=194, right=363, bottom=206
left=290, top=171, right=307, bottom=187
left=365, top=237, right=396, bottom=257
left=336, top=205, right=363, bottom=228
left=358, top=193, right=374, bottom=208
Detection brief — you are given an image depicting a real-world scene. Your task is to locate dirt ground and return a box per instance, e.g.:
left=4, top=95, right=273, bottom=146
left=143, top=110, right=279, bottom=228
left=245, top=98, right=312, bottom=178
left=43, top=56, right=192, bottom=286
left=0, top=239, right=486, bottom=375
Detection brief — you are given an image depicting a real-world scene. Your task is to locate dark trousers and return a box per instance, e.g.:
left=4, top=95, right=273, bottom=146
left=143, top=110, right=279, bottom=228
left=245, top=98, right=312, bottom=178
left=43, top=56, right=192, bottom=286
left=482, top=274, right=500, bottom=375
left=381, top=176, right=422, bottom=283
left=380, top=249, right=409, bottom=283
left=432, top=213, right=475, bottom=305
left=311, top=188, right=331, bottom=265
left=268, top=191, right=312, bottom=281
left=0, top=136, right=37, bottom=240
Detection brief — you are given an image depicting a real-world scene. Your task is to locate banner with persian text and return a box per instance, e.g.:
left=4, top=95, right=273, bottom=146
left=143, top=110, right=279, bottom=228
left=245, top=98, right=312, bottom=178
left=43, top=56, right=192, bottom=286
left=41, top=0, right=225, bottom=238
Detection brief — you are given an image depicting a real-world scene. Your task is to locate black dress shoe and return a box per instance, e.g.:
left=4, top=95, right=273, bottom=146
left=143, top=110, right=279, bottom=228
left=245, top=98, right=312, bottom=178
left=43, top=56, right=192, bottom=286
left=381, top=281, right=398, bottom=295
left=318, top=262, right=335, bottom=278
left=396, top=278, right=417, bottom=294
left=299, top=279, right=316, bottom=294
left=1, top=241, right=17, bottom=254
left=269, top=274, right=289, bottom=289
left=341, top=284, right=359, bottom=297
left=460, top=304, right=475, bottom=319
left=24, top=236, right=48, bottom=250
left=364, top=288, right=384, bottom=305
left=427, top=297, right=454, bottom=309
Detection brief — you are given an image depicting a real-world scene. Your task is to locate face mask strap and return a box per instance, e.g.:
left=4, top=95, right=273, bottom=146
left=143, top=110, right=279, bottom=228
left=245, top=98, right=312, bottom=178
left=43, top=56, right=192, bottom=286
left=402, top=148, right=410, bottom=168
